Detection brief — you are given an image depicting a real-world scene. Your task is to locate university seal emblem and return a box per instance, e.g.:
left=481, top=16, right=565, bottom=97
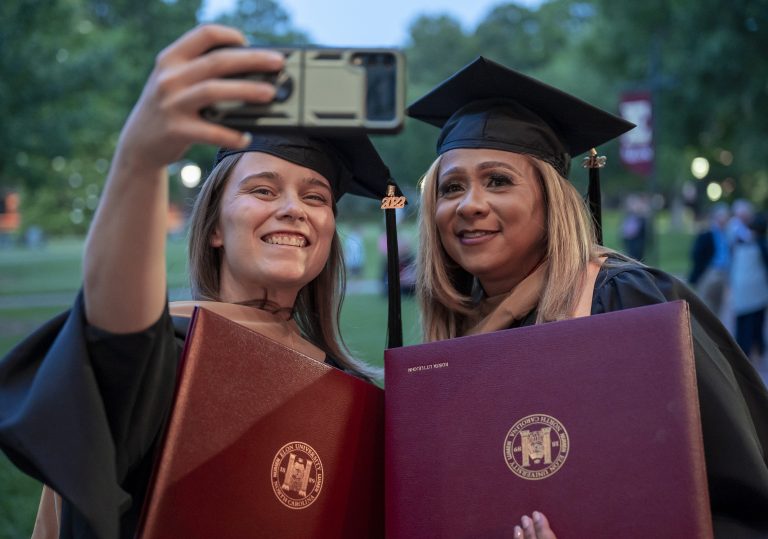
left=503, top=414, right=569, bottom=480
left=271, top=441, right=324, bottom=509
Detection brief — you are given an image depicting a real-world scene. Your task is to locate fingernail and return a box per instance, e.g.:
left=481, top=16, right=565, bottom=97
left=533, top=511, right=542, bottom=523
left=212, top=99, right=245, bottom=111
left=513, top=525, right=523, bottom=538
left=263, top=50, right=285, bottom=63
left=238, top=132, right=252, bottom=147
left=521, top=515, right=532, bottom=529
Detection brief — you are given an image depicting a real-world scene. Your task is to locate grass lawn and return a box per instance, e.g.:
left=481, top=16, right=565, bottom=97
left=0, top=453, right=39, bottom=539
left=0, top=212, right=694, bottom=536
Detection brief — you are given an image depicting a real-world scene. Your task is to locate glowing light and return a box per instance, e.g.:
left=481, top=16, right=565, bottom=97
left=180, top=164, right=202, bottom=188
left=706, top=182, right=723, bottom=201
left=691, top=157, right=710, bottom=179
left=52, top=156, right=67, bottom=172
left=95, top=159, right=109, bottom=173
left=70, top=208, right=84, bottom=224
left=68, top=173, right=83, bottom=188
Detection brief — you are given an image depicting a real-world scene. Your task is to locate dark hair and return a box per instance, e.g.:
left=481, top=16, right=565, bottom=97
left=750, top=212, right=767, bottom=237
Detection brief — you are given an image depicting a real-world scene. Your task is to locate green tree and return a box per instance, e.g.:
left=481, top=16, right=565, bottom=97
left=215, top=0, right=309, bottom=45
left=405, top=14, right=475, bottom=87
left=473, top=1, right=575, bottom=71
left=0, top=0, right=322, bottom=236
left=583, top=0, right=768, bottom=204
left=373, top=14, right=476, bottom=198
left=0, top=0, right=203, bottom=235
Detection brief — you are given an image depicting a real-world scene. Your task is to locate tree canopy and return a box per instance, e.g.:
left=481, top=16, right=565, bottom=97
left=2, top=0, right=766, bottom=234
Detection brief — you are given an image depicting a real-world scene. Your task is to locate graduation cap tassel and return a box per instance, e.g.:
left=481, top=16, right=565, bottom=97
left=382, top=183, right=405, bottom=348
left=583, top=148, right=607, bottom=246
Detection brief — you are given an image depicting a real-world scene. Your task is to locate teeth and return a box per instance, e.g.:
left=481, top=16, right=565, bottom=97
left=462, top=231, right=490, bottom=238
left=264, top=234, right=307, bottom=247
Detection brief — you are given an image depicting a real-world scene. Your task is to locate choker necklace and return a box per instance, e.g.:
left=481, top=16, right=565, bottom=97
left=235, top=298, right=294, bottom=321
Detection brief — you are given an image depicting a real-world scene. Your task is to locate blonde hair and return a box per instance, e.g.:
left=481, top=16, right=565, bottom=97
left=417, top=153, right=609, bottom=342
left=188, top=154, right=380, bottom=380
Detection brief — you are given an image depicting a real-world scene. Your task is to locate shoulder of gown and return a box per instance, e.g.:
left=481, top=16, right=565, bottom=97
left=0, top=290, right=184, bottom=539
left=0, top=294, right=351, bottom=538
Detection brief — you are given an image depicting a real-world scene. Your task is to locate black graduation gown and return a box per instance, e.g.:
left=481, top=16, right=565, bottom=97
left=0, top=291, right=183, bottom=538
left=516, top=260, right=768, bottom=538
left=0, top=292, right=346, bottom=539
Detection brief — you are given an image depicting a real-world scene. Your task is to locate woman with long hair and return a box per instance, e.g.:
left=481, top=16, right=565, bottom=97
left=410, top=57, right=768, bottom=538
left=0, top=25, right=394, bottom=538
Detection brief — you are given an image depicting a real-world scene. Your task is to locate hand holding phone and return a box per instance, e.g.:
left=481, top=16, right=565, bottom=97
left=202, top=47, right=406, bottom=134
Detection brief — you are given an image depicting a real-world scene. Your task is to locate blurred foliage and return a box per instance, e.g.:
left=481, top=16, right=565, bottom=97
left=386, top=0, right=768, bottom=214
left=0, top=0, right=202, bottom=235
left=582, top=0, right=768, bottom=205
left=1, top=0, right=767, bottom=236
left=215, top=0, right=310, bottom=45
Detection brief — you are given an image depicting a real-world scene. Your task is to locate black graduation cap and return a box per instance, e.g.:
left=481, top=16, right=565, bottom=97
left=215, top=132, right=405, bottom=348
left=215, top=132, right=396, bottom=201
left=407, top=57, right=635, bottom=243
left=407, top=56, right=634, bottom=176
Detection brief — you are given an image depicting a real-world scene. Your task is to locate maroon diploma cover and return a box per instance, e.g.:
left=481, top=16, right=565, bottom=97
left=385, top=301, right=713, bottom=538
left=138, top=307, right=384, bottom=539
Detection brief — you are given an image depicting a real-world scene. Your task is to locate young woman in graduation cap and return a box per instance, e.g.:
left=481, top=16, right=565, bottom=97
left=409, top=57, right=768, bottom=538
left=0, top=25, right=395, bottom=538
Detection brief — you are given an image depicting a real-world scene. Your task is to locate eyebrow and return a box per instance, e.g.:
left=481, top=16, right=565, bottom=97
left=477, top=161, right=522, bottom=175
left=238, top=172, right=333, bottom=194
left=439, top=160, right=523, bottom=180
left=239, top=171, right=280, bottom=186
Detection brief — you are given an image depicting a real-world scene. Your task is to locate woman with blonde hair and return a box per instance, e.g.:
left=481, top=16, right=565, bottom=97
left=0, top=25, right=394, bottom=538
left=409, top=57, right=768, bottom=538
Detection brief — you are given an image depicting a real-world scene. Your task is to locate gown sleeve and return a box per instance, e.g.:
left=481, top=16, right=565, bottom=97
left=0, top=290, right=183, bottom=539
left=593, top=263, right=768, bottom=537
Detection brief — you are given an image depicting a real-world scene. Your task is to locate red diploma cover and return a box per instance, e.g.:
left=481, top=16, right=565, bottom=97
left=385, top=301, right=713, bottom=538
left=138, top=307, right=384, bottom=539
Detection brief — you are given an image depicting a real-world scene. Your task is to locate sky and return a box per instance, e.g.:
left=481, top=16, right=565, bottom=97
left=201, top=0, right=541, bottom=46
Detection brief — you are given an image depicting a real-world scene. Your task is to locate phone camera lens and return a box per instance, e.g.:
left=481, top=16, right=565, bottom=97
left=273, top=72, right=294, bottom=103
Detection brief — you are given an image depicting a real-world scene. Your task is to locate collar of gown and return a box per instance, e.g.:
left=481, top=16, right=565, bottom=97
left=169, top=301, right=325, bottom=362
left=463, top=261, right=548, bottom=336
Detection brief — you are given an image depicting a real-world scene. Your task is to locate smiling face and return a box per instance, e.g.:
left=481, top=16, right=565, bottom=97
left=210, top=152, right=336, bottom=307
left=435, top=148, right=547, bottom=296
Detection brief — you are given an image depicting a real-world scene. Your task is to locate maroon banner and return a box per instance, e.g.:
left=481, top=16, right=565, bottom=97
left=619, top=90, right=654, bottom=176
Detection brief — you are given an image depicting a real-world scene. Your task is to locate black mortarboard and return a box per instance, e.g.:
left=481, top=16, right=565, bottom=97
left=215, top=132, right=396, bottom=201
left=215, top=131, right=405, bottom=348
left=406, top=56, right=635, bottom=243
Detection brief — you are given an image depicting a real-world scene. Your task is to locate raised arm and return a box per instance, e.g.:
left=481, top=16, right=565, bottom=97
left=83, top=25, right=283, bottom=333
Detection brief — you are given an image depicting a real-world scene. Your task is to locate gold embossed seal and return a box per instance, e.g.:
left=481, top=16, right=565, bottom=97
left=503, top=414, right=569, bottom=480
left=271, top=441, right=324, bottom=509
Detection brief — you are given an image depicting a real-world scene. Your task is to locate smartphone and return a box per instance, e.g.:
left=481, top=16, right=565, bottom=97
left=202, top=47, right=406, bottom=134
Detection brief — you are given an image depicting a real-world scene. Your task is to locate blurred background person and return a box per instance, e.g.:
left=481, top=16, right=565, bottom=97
left=619, top=193, right=648, bottom=261
left=343, top=224, right=366, bottom=279
left=727, top=198, right=755, bottom=246
left=730, top=212, right=768, bottom=365
left=688, top=202, right=731, bottom=317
